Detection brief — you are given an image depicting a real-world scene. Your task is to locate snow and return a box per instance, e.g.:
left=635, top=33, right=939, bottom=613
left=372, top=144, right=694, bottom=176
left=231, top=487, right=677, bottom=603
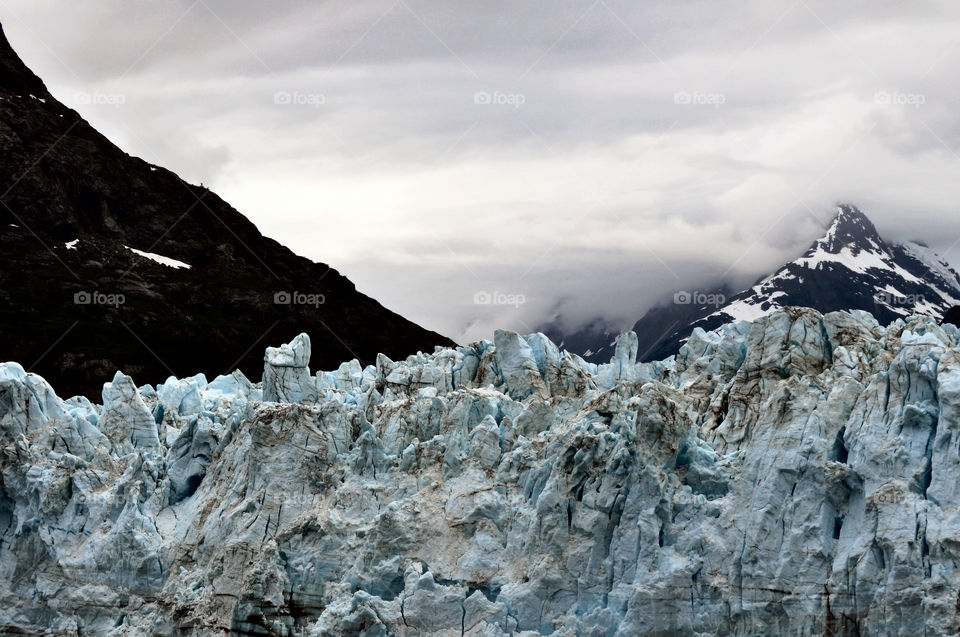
left=914, top=298, right=945, bottom=315
left=897, top=241, right=960, bottom=301
left=822, top=213, right=843, bottom=240
left=65, top=241, right=192, bottom=269
left=714, top=299, right=771, bottom=322
left=795, top=245, right=925, bottom=284
left=125, top=246, right=192, bottom=269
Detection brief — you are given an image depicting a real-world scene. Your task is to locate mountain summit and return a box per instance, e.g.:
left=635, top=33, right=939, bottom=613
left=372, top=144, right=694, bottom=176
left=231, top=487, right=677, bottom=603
left=816, top=203, right=884, bottom=253
left=548, top=204, right=960, bottom=362
left=0, top=23, right=451, bottom=397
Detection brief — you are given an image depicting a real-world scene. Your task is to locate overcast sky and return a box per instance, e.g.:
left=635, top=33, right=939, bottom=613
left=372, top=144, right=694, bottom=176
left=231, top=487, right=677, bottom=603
left=3, top=0, right=960, bottom=342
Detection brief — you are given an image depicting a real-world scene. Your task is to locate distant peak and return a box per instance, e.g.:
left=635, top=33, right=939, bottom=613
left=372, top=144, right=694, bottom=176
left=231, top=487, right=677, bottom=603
left=816, top=204, right=884, bottom=254
left=832, top=203, right=875, bottom=228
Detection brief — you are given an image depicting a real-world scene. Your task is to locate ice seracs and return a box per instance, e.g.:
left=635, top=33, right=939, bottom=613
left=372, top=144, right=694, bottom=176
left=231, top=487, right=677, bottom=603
left=4, top=309, right=960, bottom=634
left=98, top=370, right=162, bottom=453
left=263, top=332, right=314, bottom=403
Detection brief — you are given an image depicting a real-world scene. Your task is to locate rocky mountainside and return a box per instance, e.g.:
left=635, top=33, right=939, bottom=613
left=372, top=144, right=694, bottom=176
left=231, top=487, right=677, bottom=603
left=541, top=284, right=736, bottom=365
left=3, top=307, right=960, bottom=634
left=0, top=23, right=451, bottom=398
left=547, top=205, right=960, bottom=364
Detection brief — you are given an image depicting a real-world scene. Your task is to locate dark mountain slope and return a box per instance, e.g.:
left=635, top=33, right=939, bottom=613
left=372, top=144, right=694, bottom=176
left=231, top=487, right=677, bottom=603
left=0, top=23, right=452, bottom=397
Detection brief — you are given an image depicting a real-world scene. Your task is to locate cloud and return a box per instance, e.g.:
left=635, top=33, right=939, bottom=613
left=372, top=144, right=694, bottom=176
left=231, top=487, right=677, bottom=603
left=4, top=0, right=960, bottom=345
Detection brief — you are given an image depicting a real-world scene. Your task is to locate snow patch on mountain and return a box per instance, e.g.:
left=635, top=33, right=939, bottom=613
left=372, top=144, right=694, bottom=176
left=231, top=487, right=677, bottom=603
left=796, top=244, right=923, bottom=283
left=713, top=296, right=769, bottom=322
left=896, top=240, right=960, bottom=304
left=125, top=246, right=192, bottom=269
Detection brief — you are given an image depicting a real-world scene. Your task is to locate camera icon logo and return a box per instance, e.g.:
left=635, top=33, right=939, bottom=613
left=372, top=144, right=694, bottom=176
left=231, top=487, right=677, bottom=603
left=673, top=91, right=692, bottom=105
left=273, top=91, right=292, bottom=105
left=474, top=91, right=492, bottom=105
left=74, top=291, right=92, bottom=305
left=473, top=290, right=492, bottom=305
left=673, top=291, right=692, bottom=305
left=274, top=291, right=292, bottom=304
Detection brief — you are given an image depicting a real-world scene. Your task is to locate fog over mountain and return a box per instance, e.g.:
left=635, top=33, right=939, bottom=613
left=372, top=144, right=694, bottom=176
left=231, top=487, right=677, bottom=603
left=545, top=204, right=960, bottom=363
left=4, top=1, right=960, bottom=343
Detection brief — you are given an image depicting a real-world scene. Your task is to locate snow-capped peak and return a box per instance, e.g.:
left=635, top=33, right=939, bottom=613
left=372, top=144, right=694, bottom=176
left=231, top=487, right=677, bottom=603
left=816, top=203, right=885, bottom=254
left=698, top=205, right=960, bottom=329
left=618, top=205, right=960, bottom=362
left=547, top=205, right=960, bottom=365
left=792, top=207, right=923, bottom=286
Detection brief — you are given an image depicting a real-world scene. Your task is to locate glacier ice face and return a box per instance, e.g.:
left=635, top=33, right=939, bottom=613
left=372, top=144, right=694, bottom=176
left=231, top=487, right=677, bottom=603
left=100, top=370, right=163, bottom=454
left=3, top=308, right=960, bottom=635
left=264, top=333, right=314, bottom=404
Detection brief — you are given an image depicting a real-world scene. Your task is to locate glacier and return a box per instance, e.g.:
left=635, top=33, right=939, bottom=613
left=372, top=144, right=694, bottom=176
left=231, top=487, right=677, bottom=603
left=2, top=307, right=960, bottom=635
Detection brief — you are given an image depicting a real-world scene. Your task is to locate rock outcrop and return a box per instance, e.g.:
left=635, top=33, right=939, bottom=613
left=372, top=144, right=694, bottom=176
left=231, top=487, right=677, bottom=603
left=2, top=308, right=960, bottom=635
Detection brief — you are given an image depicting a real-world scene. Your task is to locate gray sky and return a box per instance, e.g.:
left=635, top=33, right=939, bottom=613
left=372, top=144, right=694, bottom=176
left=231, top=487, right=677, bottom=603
left=4, top=0, right=960, bottom=342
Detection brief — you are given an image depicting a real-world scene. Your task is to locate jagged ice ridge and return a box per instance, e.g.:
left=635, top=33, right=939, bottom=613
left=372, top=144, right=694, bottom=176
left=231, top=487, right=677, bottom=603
left=2, top=308, right=960, bottom=635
